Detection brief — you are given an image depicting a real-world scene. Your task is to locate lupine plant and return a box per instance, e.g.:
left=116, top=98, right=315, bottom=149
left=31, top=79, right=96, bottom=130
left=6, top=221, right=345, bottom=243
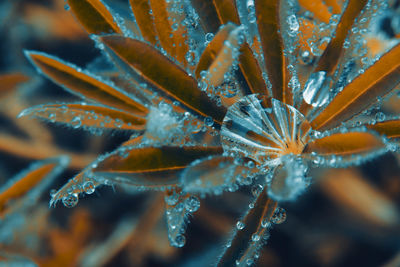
left=16, top=0, right=400, bottom=265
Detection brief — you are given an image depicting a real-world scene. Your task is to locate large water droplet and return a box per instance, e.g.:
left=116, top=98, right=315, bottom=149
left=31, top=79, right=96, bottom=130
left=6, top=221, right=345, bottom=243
left=302, top=71, right=330, bottom=107
left=221, top=95, right=311, bottom=167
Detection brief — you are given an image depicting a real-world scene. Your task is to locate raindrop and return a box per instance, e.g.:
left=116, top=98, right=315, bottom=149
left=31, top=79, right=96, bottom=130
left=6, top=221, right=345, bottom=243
left=236, top=221, right=245, bottom=230
left=83, top=181, right=95, bottom=194
left=375, top=112, right=386, bottom=122
left=251, top=184, right=263, bottom=197
left=204, top=116, right=214, bottom=126
left=205, top=32, right=214, bottom=42
left=251, top=234, right=260, bottom=242
left=302, top=71, right=330, bottom=107
left=271, top=207, right=286, bottom=224
left=287, top=14, right=299, bottom=36
left=174, top=234, right=186, bottom=247
left=261, top=218, right=270, bottom=228
left=62, top=194, right=78, bottom=208
left=184, top=196, right=200, bottom=213
left=70, top=116, right=82, bottom=129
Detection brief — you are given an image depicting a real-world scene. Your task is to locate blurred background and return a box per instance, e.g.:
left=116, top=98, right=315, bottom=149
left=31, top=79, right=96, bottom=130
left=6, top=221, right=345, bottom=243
left=0, top=0, right=400, bottom=266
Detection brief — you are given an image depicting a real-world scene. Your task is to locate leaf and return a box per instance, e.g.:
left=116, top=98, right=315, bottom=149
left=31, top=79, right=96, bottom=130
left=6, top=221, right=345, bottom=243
left=198, top=24, right=244, bottom=88
left=303, top=131, right=387, bottom=165
left=314, top=0, right=368, bottom=75
left=26, top=51, right=148, bottom=116
left=181, top=156, right=255, bottom=194
left=255, top=0, right=291, bottom=104
left=149, top=0, right=189, bottom=66
left=195, top=24, right=236, bottom=79
left=0, top=73, right=30, bottom=97
left=311, top=43, right=400, bottom=131
left=91, top=145, right=223, bottom=189
left=18, top=103, right=147, bottom=132
left=367, top=119, right=400, bottom=138
left=190, top=0, right=240, bottom=33
left=298, top=0, right=332, bottom=24
left=129, top=0, right=158, bottom=45
left=99, top=36, right=227, bottom=123
left=218, top=188, right=278, bottom=267
left=238, top=44, right=269, bottom=96
left=68, top=0, right=121, bottom=34
left=0, top=157, right=69, bottom=214
left=321, top=168, right=400, bottom=226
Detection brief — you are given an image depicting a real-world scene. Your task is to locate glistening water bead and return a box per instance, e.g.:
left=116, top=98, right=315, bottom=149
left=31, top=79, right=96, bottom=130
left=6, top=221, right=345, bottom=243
left=62, top=194, right=78, bottom=208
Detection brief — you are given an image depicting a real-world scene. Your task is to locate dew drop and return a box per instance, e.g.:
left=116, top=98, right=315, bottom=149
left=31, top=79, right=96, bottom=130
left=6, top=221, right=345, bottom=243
left=174, top=234, right=186, bottom=247
left=375, top=112, right=386, bottom=122
left=251, top=233, right=260, bottom=242
left=302, top=71, right=330, bottom=107
left=251, top=184, right=263, bottom=197
left=62, top=194, right=78, bottom=208
left=204, top=116, right=214, bottom=126
left=287, top=14, right=299, bottom=36
left=83, top=181, right=95, bottom=194
left=236, top=221, right=245, bottom=230
left=271, top=207, right=286, bottom=224
left=184, top=196, right=200, bottom=213
left=205, top=32, right=214, bottom=42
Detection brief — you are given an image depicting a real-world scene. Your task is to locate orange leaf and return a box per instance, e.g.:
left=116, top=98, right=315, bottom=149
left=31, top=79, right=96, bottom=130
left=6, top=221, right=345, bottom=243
left=198, top=23, right=244, bottom=90
left=315, top=0, right=368, bottom=75
left=195, top=24, right=236, bottom=79
left=303, top=132, right=385, bottom=156
left=298, top=0, right=332, bottom=24
left=19, top=103, right=147, bottom=131
left=218, top=188, right=277, bottom=267
left=93, top=146, right=222, bottom=189
left=149, top=0, right=188, bottom=66
left=100, top=36, right=227, bottom=123
left=321, top=168, right=400, bottom=226
left=255, top=0, right=291, bottom=104
left=0, top=157, right=68, bottom=214
left=68, top=0, right=121, bottom=34
left=367, top=120, right=400, bottom=138
left=190, top=0, right=240, bottom=33
left=311, top=43, right=400, bottom=131
left=0, top=73, right=30, bottom=97
left=26, top=51, right=148, bottom=116
left=129, top=0, right=158, bottom=45
left=238, top=43, right=269, bottom=96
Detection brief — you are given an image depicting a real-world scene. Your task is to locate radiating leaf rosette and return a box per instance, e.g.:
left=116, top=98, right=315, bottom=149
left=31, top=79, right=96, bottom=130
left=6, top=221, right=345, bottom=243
left=221, top=94, right=311, bottom=167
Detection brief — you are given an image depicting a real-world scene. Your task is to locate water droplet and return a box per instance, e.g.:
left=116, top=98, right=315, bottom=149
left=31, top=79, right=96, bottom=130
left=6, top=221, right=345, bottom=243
left=204, top=116, right=214, bottom=126
left=174, top=234, right=186, bottom=247
left=50, top=189, right=57, bottom=197
left=287, top=14, right=299, bottom=36
left=83, top=181, right=95, bottom=194
left=251, top=184, right=263, bottom=197
left=165, top=191, right=180, bottom=205
left=271, top=207, right=286, bottom=224
left=302, top=71, right=330, bottom=107
left=184, top=196, right=200, bottom=213
left=205, top=32, right=214, bottom=42
left=375, top=112, right=386, bottom=122
left=261, top=218, right=270, bottom=228
left=236, top=221, right=245, bottom=230
left=251, top=233, right=260, bottom=242
left=70, top=116, right=82, bottom=129
left=62, top=194, right=78, bottom=208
